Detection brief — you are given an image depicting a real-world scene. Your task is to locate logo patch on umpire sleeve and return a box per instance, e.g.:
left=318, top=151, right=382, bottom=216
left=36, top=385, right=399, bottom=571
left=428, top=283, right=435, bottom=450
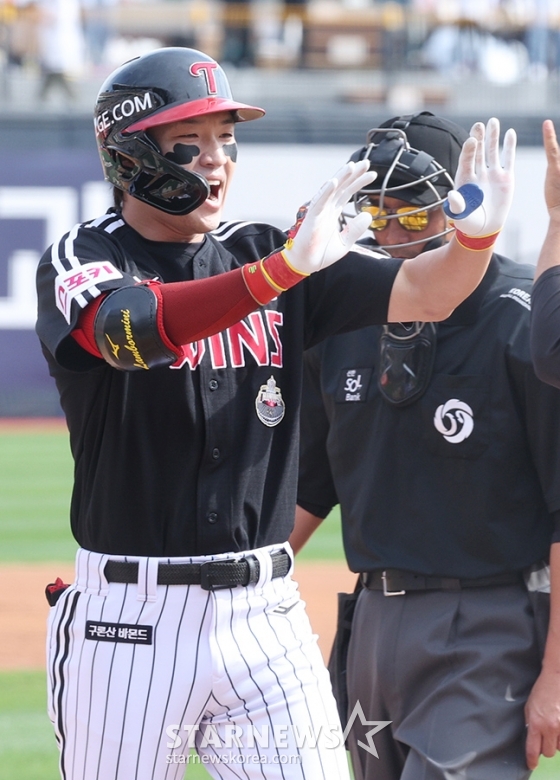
left=86, top=620, right=153, bottom=644
left=335, top=368, right=373, bottom=403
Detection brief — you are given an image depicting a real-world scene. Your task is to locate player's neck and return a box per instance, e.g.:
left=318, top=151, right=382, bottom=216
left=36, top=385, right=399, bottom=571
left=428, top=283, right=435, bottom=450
left=122, top=197, right=205, bottom=244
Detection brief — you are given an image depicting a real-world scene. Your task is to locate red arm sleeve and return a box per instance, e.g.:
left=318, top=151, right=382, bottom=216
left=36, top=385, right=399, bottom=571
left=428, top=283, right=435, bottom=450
left=157, top=266, right=263, bottom=345
left=71, top=254, right=308, bottom=355
left=158, top=251, right=307, bottom=344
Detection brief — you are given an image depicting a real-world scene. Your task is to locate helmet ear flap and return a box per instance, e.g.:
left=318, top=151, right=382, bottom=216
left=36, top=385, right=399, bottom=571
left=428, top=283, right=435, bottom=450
left=130, top=166, right=210, bottom=215
left=113, top=150, right=142, bottom=183
left=100, top=132, right=210, bottom=215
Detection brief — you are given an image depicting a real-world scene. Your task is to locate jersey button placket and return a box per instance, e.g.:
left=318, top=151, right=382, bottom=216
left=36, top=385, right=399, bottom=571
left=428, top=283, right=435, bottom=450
left=207, top=512, right=219, bottom=524
left=209, top=379, right=219, bottom=391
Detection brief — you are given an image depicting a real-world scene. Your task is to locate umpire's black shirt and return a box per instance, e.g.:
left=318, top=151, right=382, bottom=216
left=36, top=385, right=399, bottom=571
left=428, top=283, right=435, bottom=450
left=36, top=211, right=401, bottom=557
left=298, top=255, right=560, bottom=578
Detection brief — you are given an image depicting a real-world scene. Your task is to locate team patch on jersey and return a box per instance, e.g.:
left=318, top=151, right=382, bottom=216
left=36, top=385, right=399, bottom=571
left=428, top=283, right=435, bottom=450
left=499, top=287, right=531, bottom=310
left=85, top=620, right=153, bottom=644
left=255, top=375, right=285, bottom=426
left=55, top=262, right=123, bottom=323
left=335, top=368, right=373, bottom=403
left=433, top=398, right=474, bottom=444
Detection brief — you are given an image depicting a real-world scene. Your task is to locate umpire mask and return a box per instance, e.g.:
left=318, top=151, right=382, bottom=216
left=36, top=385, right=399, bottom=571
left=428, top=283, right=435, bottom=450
left=345, top=112, right=468, bottom=254
left=378, top=321, right=437, bottom=407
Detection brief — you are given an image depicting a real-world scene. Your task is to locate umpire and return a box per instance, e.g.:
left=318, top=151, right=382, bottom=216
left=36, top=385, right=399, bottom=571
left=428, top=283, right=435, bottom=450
left=292, top=112, right=560, bottom=779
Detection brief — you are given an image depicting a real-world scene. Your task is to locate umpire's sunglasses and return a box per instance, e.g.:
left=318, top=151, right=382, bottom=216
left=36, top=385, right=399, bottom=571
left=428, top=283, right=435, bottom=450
left=360, top=204, right=430, bottom=232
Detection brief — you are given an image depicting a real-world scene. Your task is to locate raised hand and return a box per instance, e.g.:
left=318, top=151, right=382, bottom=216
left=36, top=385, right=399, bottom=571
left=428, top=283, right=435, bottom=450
left=542, top=119, right=560, bottom=218
left=283, top=160, right=376, bottom=274
left=444, top=117, right=516, bottom=241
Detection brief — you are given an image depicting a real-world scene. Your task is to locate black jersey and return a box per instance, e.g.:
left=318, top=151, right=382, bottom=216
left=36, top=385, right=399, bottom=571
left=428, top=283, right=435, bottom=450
left=36, top=211, right=402, bottom=557
left=298, top=255, right=560, bottom=578
left=530, top=266, right=560, bottom=389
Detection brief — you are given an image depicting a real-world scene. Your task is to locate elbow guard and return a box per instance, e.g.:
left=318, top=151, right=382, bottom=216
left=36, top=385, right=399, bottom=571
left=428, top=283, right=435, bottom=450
left=94, top=285, right=179, bottom=371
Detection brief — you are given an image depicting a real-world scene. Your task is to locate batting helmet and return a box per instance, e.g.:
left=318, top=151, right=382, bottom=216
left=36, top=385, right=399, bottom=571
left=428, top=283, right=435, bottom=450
left=346, top=112, right=469, bottom=251
left=94, top=47, right=265, bottom=215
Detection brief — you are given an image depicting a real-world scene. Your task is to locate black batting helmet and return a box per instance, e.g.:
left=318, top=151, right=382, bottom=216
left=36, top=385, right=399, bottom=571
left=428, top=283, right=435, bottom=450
left=94, top=47, right=265, bottom=215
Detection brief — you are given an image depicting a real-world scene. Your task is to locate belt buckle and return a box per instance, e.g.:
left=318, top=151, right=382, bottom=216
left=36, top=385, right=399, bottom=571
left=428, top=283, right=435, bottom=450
left=199, top=560, right=236, bottom=591
left=382, top=570, right=406, bottom=597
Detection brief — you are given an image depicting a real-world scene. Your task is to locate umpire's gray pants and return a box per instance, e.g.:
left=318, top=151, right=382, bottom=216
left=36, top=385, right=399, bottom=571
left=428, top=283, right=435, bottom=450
left=346, top=582, right=548, bottom=780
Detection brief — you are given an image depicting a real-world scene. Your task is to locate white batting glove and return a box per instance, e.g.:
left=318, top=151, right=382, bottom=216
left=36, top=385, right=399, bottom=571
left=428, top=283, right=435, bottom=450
left=282, top=160, right=376, bottom=273
left=443, top=117, right=516, bottom=242
left=241, top=162, right=376, bottom=307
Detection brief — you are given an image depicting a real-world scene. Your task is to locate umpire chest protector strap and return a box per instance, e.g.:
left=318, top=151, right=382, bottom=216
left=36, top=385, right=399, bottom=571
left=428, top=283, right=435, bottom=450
left=94, top=285, right=179, bottom=370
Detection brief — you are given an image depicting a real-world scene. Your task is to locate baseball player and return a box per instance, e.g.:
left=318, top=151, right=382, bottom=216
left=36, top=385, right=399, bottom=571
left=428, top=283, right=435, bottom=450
left=35, top=48, right=515, bottom=780
left=292, top=112, right=560, bottom=779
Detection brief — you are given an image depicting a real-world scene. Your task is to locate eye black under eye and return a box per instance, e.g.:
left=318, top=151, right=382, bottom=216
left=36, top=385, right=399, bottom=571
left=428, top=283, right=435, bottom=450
left=164, top=144, right=200, bottom=165
left=224, top=143, right=238, bottom=162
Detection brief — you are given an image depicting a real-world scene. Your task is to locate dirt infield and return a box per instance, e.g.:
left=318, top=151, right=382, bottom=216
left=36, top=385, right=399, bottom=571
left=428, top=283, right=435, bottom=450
left=0, top=561, right=357, bottom=670
left=0, top=420, right=356, bottom=669
left=0, top=417, right=68, bottom=432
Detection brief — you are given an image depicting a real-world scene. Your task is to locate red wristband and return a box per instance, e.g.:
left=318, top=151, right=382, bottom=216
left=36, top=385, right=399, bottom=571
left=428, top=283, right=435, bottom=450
left=242, top=251, right=308, bottom=306
left=263, top=249, right=308, bottom=289
left=454, top=229, right=500, bottom=251
left=242, top=260, right=282, bottom=305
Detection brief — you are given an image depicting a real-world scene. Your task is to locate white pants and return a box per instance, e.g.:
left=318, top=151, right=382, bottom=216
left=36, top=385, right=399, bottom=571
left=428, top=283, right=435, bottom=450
left=46, top=544, right=350, bottom=780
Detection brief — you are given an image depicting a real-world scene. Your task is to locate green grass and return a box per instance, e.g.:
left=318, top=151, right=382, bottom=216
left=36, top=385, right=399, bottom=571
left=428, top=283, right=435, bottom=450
left=1, top=430, right=560, bottom=779
left=0, top=429, right=346, bottom=565
left=297, top=506, right=345, bottom=561
left=0, top=671, right=215, bottom=780
left=0, top=432, right=77, bottom=562
left=1, top=671, right=558, bottom=780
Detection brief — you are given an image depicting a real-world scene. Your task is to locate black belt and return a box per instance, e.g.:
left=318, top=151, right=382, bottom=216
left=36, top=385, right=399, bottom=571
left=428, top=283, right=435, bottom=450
left=362, top=568, right=523, bottom=596
left=104, top=549, right=291, bottom=591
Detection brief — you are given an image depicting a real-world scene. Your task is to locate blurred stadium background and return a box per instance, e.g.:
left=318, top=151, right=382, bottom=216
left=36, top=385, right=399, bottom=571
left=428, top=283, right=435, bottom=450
left=0, top=0, right=559, bottom=416
left=2, top=6, right=560, bottom=777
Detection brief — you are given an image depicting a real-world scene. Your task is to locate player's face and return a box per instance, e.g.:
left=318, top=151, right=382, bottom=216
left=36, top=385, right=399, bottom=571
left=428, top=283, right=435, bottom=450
left=124, top=112, right=237, bottom=242
left=364, top=195, right=448, bottom=259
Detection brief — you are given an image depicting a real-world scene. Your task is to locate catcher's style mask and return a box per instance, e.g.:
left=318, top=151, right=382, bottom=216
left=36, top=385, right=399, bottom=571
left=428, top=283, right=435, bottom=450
left=346, top=111, right=468, bottom=253
left=94, top=47, right=264, bottom=215
left=346, top=113, right=469, bottom=406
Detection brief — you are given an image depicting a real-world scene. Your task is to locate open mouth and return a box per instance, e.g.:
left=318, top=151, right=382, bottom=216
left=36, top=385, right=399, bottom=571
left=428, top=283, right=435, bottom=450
left=208, top=181, right=221, bottom=201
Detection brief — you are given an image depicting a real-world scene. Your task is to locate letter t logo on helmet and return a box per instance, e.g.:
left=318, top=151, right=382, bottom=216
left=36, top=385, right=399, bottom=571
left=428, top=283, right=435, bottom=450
left=189, top=62, right=219, bottom=95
